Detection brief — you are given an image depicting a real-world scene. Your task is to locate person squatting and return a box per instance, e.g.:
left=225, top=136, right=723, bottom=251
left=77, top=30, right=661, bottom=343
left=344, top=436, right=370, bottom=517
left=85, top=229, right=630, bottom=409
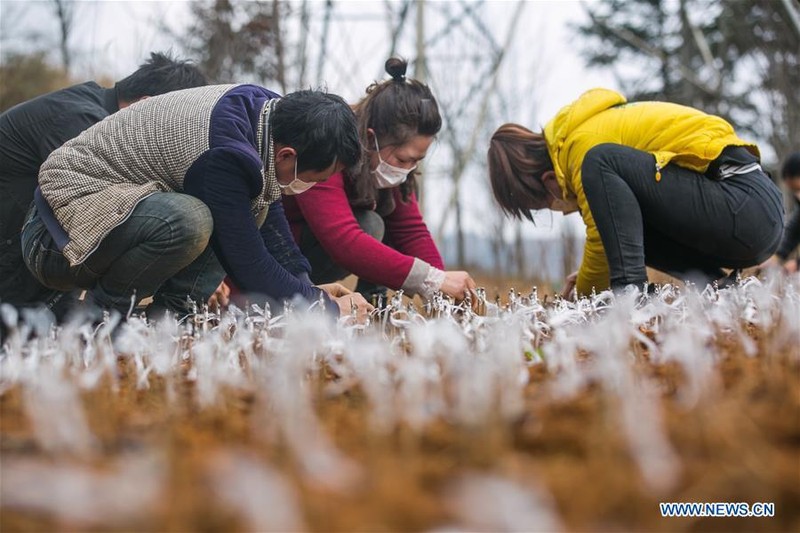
left=0, top=54, right=790, bottom=326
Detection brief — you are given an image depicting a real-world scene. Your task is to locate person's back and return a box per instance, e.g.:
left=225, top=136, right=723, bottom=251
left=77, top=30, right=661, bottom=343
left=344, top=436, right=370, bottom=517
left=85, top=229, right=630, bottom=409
left=765, top=152, right=800, bottom=271
left=0, top=82, right=119, bottom=305
left=544, top=90, right=758, bottom=180
left=0, top=52, right=207, bottom=309
left=23, top=83, right=372, bottom=321
left=39, top=84, right=238, bottom=264
left=1, top=82, right=112, bottom=188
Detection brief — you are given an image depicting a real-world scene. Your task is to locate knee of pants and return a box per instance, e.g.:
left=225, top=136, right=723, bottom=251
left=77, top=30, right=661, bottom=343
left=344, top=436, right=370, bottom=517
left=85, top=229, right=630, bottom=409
left=354, top=210, right=385, bottom=241
left=162, top=195, right=214, bottom=258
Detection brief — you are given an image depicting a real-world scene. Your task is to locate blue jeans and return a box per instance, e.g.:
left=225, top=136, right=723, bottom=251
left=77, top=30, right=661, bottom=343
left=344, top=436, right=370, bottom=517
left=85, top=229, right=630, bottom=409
left=21, top=192, right=225, bottom=315
left=580, top=144, right=784, bottom=290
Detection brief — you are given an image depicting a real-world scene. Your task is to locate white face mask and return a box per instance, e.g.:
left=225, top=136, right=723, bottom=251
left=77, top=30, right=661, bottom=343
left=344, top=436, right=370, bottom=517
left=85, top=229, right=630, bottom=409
left=372, top=137, right=415, bottom=189
left=279, top=157, right=316, bottom=195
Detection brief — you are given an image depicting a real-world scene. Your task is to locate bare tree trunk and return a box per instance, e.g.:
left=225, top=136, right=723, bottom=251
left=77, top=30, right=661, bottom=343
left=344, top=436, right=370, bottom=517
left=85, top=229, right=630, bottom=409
left=51, top=0, right=73, bottom=74
left=435, top=0, right=527, bottom=240
left=561, top=219, right=577, bottom=280
left=415, top=0, right=428, bottom=217
left=490, top=214, right=505, bottom=277
left=514, top=222, right=524, bottom=278
left=316, top=0, right=334, bottom=85
left=296, top=0, right=310, bottom=88
left=272, top=0, right=287, bottom=94
left=779, top=0, right=800, bottom=45
left=455, top=191, right=465, bottom=267
left=384, top=0, right=412, bottom=61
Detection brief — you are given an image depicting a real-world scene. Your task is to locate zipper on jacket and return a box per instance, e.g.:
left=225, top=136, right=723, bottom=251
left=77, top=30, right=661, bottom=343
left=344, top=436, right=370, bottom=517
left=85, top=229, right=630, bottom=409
left=655, top=162, right=662, bottom=182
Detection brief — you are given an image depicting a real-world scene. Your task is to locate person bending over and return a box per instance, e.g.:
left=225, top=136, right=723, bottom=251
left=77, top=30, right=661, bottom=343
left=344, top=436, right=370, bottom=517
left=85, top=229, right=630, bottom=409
left=22, top=84, right=371, bottom=320
left=488, top=88, right=783, bottom=297
left=282, top=58, right=476, bottom=304
left=1, top=51, right=208, bottom=313
left=759, top=152, right=800, bottom=273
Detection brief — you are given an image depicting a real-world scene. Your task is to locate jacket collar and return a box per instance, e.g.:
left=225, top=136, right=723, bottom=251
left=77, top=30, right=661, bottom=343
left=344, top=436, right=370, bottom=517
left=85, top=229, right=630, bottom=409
left=104, top=87, right=121, bottom=115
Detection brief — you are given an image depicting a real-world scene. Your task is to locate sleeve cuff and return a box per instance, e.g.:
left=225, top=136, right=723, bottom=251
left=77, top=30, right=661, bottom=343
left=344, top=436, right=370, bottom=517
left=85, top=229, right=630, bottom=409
left=401, top=259, right=445, bottom=299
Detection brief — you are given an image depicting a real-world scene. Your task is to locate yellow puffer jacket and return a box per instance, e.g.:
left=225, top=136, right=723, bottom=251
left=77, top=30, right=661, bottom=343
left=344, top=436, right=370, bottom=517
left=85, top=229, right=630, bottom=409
left=543, top=88, right=759, bottom=296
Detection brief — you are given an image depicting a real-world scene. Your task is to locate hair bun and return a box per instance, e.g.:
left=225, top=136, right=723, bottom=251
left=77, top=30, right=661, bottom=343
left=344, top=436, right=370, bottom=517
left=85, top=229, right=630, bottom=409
left=385, top=57, right=408, bottom=81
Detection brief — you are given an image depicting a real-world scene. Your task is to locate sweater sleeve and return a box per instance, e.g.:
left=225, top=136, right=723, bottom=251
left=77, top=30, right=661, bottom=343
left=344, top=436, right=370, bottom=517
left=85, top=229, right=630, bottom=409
left=183, top=147, right=327, bottom=305
left=260, top=199, right=312, bottom=276
left=383, top=188, right=444, bottom=269
left=776, top=203, right=800, bottom=259
left=289, top=172, right=418, bottom=290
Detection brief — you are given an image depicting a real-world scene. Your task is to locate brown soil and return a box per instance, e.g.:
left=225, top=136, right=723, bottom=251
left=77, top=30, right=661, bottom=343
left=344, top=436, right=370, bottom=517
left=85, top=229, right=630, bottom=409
left=1, top=284, right=799, bottom=532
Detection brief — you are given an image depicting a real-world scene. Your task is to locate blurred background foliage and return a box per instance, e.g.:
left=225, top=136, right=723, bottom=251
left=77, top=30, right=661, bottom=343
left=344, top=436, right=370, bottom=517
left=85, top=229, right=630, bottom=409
left=1, top=0, right=797, bottom=282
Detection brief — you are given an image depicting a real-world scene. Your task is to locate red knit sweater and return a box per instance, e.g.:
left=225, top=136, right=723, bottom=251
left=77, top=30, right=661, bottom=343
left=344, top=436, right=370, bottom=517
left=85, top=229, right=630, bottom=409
left=282, top=172, right=444, bottom=289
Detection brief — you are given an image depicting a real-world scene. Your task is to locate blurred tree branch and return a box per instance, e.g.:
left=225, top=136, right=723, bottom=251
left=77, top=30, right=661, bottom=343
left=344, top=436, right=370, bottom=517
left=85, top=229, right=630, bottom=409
left=51, top=0, right=74, bottom=74
left=576, top=0, right=799, bottom=164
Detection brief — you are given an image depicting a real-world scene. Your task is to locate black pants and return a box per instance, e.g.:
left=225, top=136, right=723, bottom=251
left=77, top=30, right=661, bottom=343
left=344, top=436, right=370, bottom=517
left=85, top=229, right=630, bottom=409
left=581, top=144, right=784, bottom=290
left=298, top=209, right=387, bottom=298
left=0, top=185, right=57, bottom=308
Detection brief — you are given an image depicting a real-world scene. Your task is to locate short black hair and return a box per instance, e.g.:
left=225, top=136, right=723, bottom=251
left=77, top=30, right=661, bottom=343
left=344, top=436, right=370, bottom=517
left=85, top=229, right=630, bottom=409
left=272, top=89, right=360, bottom=173
left=115, top=52, right=207, bottom=102
left=782, top=152, right=800, bottom=180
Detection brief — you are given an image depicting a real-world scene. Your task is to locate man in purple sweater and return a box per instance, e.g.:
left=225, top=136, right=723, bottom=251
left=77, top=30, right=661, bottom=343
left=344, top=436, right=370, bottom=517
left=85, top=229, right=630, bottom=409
left=21, top=84, right=372, bottom=320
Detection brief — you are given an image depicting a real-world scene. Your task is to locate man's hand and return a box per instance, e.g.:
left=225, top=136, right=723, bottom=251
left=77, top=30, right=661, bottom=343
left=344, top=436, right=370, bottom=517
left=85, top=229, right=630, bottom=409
left=439, top=270, right=477, bottom=302
left=560, top=271, right=578, bottom=300
left=317, top=282, right=353, bottom=298
left=332, top=292, right=373, bottom=323
left=207, top=280, right=230, bottom=311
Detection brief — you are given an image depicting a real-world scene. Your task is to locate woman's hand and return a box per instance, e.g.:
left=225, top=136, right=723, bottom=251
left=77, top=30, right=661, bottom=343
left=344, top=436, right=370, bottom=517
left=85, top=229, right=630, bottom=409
left=332, top=292, right=374, bottom=323
left=207, top=280, right=230, bottom=311
left=317, top=282, right=352, bottom=298
left=560, top=271, right=578, bottom=300
left=439, top=270, right=477, bottom=301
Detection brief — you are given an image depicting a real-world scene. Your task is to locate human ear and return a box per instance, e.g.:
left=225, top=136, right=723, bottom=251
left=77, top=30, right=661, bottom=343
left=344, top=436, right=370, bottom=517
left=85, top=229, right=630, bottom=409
left=366, top=128, right=378, bottom=147
left=275, top=146, right=297, bottom=163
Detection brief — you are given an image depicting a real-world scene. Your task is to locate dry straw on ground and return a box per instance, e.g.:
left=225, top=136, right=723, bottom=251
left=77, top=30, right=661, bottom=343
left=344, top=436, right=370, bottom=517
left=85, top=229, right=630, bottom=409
left=1, top=275, right=799, bottom=532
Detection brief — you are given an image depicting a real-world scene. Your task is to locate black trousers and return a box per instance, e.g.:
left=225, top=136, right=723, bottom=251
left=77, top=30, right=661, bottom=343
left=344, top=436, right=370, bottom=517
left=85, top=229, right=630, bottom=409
left=0, top=183, right=56, bottom=307
left=580, top=144, right=784, bottom=290
left=298, top=209, right=387, bottom=298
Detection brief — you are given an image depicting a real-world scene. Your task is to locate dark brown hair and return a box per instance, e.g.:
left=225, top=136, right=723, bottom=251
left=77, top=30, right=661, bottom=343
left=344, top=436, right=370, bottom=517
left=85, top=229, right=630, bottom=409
left=346, top=57, right=442, bottom=209
left=487, top=123, right=553, bottom=221
left=783, top=151, right=800, bottom=180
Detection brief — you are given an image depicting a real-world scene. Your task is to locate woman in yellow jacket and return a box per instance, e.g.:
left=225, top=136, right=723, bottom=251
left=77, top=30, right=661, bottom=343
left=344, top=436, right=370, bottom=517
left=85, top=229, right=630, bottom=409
left=488, top=88, right=784, bottom=296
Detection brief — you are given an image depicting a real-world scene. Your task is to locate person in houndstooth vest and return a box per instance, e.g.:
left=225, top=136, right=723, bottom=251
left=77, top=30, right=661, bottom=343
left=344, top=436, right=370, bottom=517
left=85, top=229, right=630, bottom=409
left=0, top=52, right=207, bottom=318
left=21, top=84, right=372, bottom=322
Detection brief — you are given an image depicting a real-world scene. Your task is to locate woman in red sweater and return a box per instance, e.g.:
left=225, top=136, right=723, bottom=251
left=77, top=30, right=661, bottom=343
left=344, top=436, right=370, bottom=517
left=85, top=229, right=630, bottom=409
left=282, top=58, right=475, bottom=303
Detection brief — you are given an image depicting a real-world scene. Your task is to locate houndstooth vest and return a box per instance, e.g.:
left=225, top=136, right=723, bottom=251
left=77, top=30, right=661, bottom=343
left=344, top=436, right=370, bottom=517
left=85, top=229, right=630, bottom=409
left=38, top=84, right=279, bottom=266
